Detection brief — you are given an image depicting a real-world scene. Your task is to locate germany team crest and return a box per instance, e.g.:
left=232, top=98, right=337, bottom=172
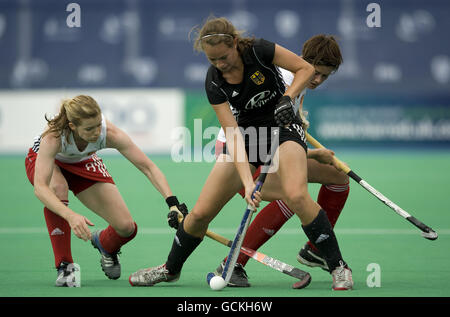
left=250, top=71, right=265, bottom=85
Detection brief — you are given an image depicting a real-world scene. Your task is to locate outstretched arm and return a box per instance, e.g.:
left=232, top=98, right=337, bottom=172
left=105, top=120, right=173, bottom=199
left=212, top=103, right=260, bottom=209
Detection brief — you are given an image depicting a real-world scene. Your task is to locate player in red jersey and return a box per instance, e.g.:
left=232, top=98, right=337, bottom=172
left=25, top=95, right=186, bottom=287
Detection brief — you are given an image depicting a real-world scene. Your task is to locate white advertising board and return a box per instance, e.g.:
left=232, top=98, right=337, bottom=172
left=0, top=89, right=184, bottom=154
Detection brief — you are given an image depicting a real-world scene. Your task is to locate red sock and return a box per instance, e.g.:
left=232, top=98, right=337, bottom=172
left=43, top=201, right=73, bottom=268
left=307, top=183, right=349, bottom=252
left=231, top=200, right=294, bottom=267
left=99, top=223, right=137, bottom=254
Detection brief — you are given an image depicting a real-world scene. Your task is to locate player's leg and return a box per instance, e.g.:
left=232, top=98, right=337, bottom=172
left=129, top=156, right=249, bottom=286
left=268, top=140, right=352, bottom=290
left=223, top=155, right=350, bottom=285
left=26, top=154, right=78, bottom=287
left=168, top=156, right=248, bottom=271
left=298, top=159, right=350, bottom=269
left=308, top=159, right=349, bottom=228
left=76, top=182, right=137, bottom=279
left=44, top=166, right=74, bottom=268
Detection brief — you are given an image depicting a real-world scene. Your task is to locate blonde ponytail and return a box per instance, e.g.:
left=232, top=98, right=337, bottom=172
left=41, top=95, right=101, bottom=140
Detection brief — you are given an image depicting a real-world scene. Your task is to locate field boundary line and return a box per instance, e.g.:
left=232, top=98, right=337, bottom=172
left=1, top=227, right=449, bottom=235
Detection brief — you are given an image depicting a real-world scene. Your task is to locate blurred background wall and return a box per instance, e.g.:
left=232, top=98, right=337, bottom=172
left=1, top=0, right=449, bottom=154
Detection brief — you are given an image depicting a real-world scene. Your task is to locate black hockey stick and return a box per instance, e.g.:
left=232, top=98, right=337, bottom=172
left=306, top=133, right=438, bottom=241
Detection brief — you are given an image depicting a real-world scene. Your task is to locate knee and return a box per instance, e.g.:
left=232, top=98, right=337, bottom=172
left=324, top=168, right=349, bottom=186
left=335, top=173, right=349, bottom=185
left=284, top=189, right=309, bottom=210
left=49, top=182, right=69, bottom=199
left=115, top=219, right=137, bottom=237
left=186, top=211, right=212, bottom=227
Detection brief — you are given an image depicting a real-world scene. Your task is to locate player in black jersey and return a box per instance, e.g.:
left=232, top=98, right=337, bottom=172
left=209, top=35, right=350, bottom=288
left=129, top=17, right=353, bottom=290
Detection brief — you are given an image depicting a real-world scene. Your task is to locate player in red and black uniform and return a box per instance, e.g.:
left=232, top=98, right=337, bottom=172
left=26, top=95, right=186, bottom=287
left=130, top=17, right=353, bottom=290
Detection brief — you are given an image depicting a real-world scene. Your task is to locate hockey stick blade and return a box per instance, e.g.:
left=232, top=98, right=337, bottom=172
left=407, top=216, right=438, bottom=240
left=240, top=246, right=311, bottom=289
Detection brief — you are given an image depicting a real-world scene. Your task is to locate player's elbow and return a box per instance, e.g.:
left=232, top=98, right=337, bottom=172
left=304, top=62, right=315, bottom=77
left=34, top=184, right=45, bottom=201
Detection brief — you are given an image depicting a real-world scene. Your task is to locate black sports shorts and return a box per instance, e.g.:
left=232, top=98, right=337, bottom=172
left=222, top=117, right=307, bottom=168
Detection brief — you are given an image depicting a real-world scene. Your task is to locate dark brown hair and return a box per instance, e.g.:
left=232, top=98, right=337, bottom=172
left=192, top=16, right=254, bottom=53
left=302, top=34, right=343, bottom=72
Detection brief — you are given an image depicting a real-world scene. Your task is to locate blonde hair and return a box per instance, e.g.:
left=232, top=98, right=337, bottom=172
left=42, top=95, right=101, bottom=140
left=192, top=16, right=254, bottom=53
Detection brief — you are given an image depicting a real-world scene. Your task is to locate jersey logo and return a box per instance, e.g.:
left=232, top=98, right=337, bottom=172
left=245, top=90, right=277, bottom=109
left=250, top=71, right=265, bottom=85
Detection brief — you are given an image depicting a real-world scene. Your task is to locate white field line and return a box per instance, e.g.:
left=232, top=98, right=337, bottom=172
left=0, top=227, right=449, bottom=235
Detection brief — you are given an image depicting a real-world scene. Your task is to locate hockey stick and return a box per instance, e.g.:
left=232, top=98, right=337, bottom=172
left=172, top=211, right=311, bottom=288
left=220, top=127, right=281, bottom=286
left=306, top=133, right=438, bottom=241
left=205, top=230, right=311, bottom=289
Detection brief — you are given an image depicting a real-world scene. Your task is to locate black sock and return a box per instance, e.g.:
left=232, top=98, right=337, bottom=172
left=302, top=209, right=346, bottom=272
left=165, top=220, right=202, bottom=275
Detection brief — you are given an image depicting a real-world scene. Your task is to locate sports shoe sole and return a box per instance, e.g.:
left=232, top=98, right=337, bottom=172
left=297, top=253, right=329, bottom=271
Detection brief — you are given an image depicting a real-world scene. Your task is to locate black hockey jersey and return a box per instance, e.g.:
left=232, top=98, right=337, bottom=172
left=205, top=38, right=286, bottom=128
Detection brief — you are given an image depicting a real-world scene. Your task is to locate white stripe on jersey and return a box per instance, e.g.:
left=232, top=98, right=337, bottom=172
left=31, top=114, right=108, bottom=164
left=31, top=135, right=41, bottom=153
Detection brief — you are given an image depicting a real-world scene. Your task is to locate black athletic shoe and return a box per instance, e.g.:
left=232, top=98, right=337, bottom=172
left=91, top=230, right=121, bottom=279
left=297, top=243, right=330, bottom=272
left=215, top=262, right=250, bottom=287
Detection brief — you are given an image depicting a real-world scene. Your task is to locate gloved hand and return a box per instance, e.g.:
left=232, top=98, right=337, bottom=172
left=166, top=196, right=189, bottom=229
left=274, top=95, right=295, bottom=127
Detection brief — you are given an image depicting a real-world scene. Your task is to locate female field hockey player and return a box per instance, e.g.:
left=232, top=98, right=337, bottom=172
left=204, top=35, right=349, bottom=287
left=130, top=17, right=353, bottom=290
left=25, top=95, right=187, bottom=287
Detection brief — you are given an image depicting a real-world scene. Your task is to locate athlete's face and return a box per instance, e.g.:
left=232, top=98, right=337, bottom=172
left=70, top=115, right=102, bottom=143
left=203, top=41, right=240, bottom=73
left=307, top=65, right=335, bottom=89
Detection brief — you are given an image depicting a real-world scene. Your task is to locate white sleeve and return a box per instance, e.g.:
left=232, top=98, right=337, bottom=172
left=279, top=67, right=294, bottom=87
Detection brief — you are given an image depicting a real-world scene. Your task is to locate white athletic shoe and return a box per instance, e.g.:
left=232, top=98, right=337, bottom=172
left=331, top=262, right=353, bottom=290
left=129, top=264, right=180, bottom=287
left=55, top=262, right=81, bottom=287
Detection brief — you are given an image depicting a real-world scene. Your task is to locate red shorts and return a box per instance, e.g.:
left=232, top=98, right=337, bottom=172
left=25, top=148, right=115, bottom=195
left=215, top=140, right=261, bottom=198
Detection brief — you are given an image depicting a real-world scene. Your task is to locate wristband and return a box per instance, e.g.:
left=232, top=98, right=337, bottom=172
left=166, top=196, right=180, bottom=208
